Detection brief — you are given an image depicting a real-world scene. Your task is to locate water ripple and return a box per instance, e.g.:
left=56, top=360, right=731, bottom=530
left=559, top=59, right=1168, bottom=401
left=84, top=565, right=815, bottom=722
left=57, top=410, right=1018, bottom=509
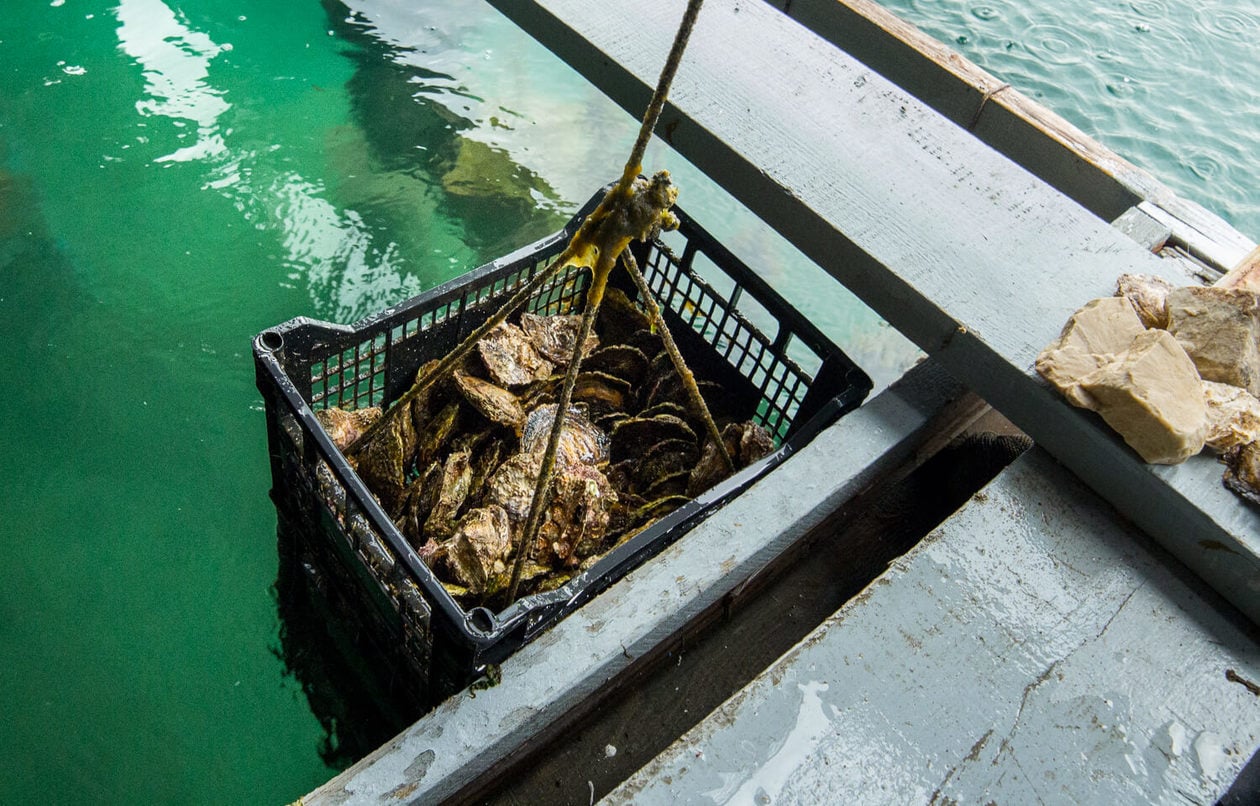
left=882, top=0, right=1260, bottom=238
left=115, top=0, right=230, bottom=164
left=1102, top=73, right=1140, bottom=100
left=1194, top=7, right=1259, bottom=40
left=1021, top=23, right=1091, bottom=67
left=971, top=5, right=1001, bottom=22
left=1182, top=151, right=1226, bottom=182
left=1128, top=0, right=1169, bottom=20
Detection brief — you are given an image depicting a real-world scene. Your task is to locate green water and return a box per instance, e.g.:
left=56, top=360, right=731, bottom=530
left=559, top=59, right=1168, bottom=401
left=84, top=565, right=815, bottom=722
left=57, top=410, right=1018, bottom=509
left=0, top=0, right=1252, bottom=803
left=881, top=0, right=1260, bottom=240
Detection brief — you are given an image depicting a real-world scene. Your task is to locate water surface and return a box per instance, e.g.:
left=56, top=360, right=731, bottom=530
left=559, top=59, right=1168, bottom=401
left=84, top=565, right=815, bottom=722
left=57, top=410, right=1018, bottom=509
left=882, top=0, right=1259, bottom=239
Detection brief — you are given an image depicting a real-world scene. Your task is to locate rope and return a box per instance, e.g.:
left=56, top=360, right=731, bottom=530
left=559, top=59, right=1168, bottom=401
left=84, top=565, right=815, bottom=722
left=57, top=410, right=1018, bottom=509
left=504, top=0, right=708, bottom=605
left=617, top=0, right=706, bottom=190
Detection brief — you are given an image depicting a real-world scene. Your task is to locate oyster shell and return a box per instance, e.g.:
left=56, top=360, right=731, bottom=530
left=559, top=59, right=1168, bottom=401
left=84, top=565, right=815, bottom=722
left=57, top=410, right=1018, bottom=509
left=687, top=420, right=775, bottom=496
left=538, top=463, right=618, bottom=566
left=397, top=460, right=442, bottom=545
left=572, top=371, right=633, bottom=417
left=521, top=311, right=599, bottom=365
left=582, top=344, right=650, bottom=386
left=355, top=406, right=417, bottom=515
left=596, top=287, right=652, bottom=343
left=1204, top=381, right=1260, bottom=452
left=637, top=401, right=690, bottom=424
left=481, top=448, right=617, bottom=566
left=485, top=452, right=545, bottom=524
left=315, top=406, right=381, bottom=451
left=454, top=370, right=526, bottom=431
left=1223, top=441, right=1260, bottom=506
left=520, top=404, right=611, bottom=466
left=447, top=505, right=513, bottom=594
left=611, top=413, right=697, bottom=462
left=1116, top=273, right=1174, bottom=330
left=623, top=328, right=664, bottom=361
left=633, top=438, right=700, bottom=489
left=632, top=494, right=690, bottom=525
left=423, top=450, right=473, bottom=540
left=414, top=400, right=462, bottom=471
left=643, top=469, right=691, bottom=500
left=735, top=420, right=776, bottom=464
left=477, top=321, right=554, bottom=386
left=467, top=436, right=508, bottom=504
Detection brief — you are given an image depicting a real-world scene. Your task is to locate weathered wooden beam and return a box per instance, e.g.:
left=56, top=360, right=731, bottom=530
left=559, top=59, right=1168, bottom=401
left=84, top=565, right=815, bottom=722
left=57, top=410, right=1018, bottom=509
left=483, top=0, right=1260, bottom=623
left=608, top=448, right=1260, bottom=804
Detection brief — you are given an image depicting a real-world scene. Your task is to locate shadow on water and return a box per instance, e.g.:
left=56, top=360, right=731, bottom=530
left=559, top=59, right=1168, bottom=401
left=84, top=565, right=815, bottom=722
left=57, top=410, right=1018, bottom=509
left=273, top=515, right=419, bottom=770
left=320, top=0, right=568, bottom=262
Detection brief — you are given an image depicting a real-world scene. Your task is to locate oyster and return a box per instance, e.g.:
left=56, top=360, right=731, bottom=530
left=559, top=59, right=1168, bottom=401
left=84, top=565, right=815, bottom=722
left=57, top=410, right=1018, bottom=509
left=637, top=401, right=690, bottom=424
left=398, top=460, right=442, bottom=545
left=477, top=321, right=554, bottom=386
left=633, top=438, right=700, bottom=489
left=520, top=404, right=611, bottom=466
left=1116, top=273, right=1174, bottom=330
left=355, top=406, right=417, bottom=515
left=596, top=287, right=652, bottom=343
left=482, top=449, right=617, bottom=568
left=454, top=370, right=526, bottom=431
left=447, top=505, right=513, bottom=594
left=611, top=413, right=697, bottom=462
left=414, top=400, right=462, bottom=471
left=582, top=344, right=650, bottom=386
left=643, top=367, right=684, bottom=410
left=735, top=420, right=776, bottom=464
left=423, top=450, right=473, bottom=540
left=687, top=420, right=775, bottom=496
left=315, top=406, right=381, bottom=452
left=537, top=462, right=618, bottom=566
left=467, top=436, right=508, bottom=503
left=1223, top=441, right=1260, bottom=506
left=485, top=452, right=545, bottom=524
left=632, top=494, right=691, bottom=525
left=623, top=328, right=664, bottom=362
left=643, top=469, right=691, bottom=499
left=521, top=311, right=599, bottom=365
left=1203, top=381, right=1260, bottom=452
left=572, top=371, right=633, bottom=417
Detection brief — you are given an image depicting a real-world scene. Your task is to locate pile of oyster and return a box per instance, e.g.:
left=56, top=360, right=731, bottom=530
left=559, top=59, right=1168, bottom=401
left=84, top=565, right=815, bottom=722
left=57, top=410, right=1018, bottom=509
left=316, top=287, right=774, bottom=605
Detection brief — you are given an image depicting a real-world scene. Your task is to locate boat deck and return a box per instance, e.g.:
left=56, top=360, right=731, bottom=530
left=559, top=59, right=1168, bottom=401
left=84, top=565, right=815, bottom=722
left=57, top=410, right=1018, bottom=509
left=610, top=447, right=1260, bottom=804
left=300, top=1, right=1260, bottom=802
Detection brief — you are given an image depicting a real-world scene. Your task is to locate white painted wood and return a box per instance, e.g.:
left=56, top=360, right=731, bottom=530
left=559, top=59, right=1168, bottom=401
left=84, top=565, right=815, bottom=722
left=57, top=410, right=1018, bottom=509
left=609, top=449, right=1260, bottom=805
left=485, top=0, right=1260, bottom=623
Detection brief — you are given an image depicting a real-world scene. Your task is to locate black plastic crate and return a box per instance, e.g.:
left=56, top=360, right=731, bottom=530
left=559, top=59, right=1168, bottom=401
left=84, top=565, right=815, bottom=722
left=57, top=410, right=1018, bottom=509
left=255, top=187, right=872, bottom=707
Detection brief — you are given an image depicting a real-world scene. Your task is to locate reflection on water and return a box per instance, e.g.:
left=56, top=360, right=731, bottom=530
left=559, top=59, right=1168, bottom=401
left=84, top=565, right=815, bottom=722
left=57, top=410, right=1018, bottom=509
left=116, top=0, right=230, bottom=164
left=273, top=519, right=412, bottom=769
left=322, top=0, right=569, bottom=263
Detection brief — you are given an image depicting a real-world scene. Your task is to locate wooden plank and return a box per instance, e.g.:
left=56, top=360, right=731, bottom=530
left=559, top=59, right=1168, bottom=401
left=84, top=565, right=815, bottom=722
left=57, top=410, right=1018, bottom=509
left=1139, top=199, right=1255, bottom=275
left=1111, top=206, right=1171, bottom=253
left=773, top=0, right=1255, bottom=271
left=301, top=362, right=972, bottom=804
left=608, top=448, right=1260, bottom=804
left=1219, top=244, right=1260, bottom=291
left=484, top=0, right=1260, bottom=623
